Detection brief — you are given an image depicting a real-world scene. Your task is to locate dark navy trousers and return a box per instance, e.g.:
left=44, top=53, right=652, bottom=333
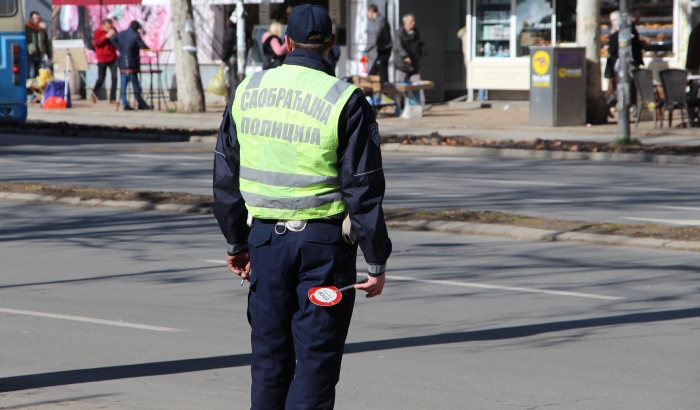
left=247, top=218, right=358, bottom=410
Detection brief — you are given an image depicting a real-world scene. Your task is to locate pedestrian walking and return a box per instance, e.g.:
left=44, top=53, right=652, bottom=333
left=25, top=11, right=52, bottom=80
left=325, top=42, right=341, bottom=73
left=394, top=13, right=426, bottom=105
left=686, top=23, right=700, bottom=75
left=261, top=21, right=288, bottom=69
left=213, top=5, right=392, bottom=409
left=604, top=11, right=620, bottom=114
left=365, top=4, right=392, bottom=83
left=91, top=19, right=118, bottom=104
left=221, top=11, right=239, bottom=94
left=110, top=20, right=151, bottom=111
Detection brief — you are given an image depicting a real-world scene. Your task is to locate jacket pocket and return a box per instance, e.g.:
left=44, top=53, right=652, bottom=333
left=304, top=224, right=342, bottom=245
left=248, top=226, right=272, bottom=247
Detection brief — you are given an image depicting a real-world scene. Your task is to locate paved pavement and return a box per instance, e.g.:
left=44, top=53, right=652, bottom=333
left=1, top=133, right=700, bottom=226
left=1, top=202, right=699, bottom=409
left=27, top=102, right=700, bottom=143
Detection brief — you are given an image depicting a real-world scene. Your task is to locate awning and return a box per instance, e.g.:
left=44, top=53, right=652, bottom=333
left=52, top=0, right=141, bottom=5
left=52, top=0, right=281, bottom=4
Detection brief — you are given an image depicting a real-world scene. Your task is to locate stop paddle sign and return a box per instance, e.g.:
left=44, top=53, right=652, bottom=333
left=307, top=279, right=368, bottom=307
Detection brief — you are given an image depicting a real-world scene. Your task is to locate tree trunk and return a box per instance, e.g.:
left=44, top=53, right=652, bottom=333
left=171, top=0, right=205, bottom=113
left=576, top=0, right=608, bottom=124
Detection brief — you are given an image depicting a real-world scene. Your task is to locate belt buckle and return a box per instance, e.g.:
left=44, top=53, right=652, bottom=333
left=274, top=220, right=307, bottom=235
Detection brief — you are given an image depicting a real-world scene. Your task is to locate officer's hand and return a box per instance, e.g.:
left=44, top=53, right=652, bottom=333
left=404, top=57, right=411, bottom=64
left=355, top=274, right=386, bottom=298
left=226, top=253, right=251, bottom=281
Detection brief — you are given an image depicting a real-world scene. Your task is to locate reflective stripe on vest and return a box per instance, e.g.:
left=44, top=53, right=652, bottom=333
left=232, top=65, right=358, bottom=220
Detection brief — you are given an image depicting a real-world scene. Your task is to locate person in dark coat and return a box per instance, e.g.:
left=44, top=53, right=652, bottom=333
left=604, top=11, right=620, bottom=111
left=394, top=13, right=426, bottom=104
left=629, top=10, right=645, bottom=116
left=110, top=20, right=151, bottom=110
left=221, top=11, right=239, bottom=94
left=325, top=42, right=341, bottom=73
left=25, top=11, right=52, bottom=80
left=686, top=24, right=700, bottom=75
left=364, top=4, right=392, bottom=83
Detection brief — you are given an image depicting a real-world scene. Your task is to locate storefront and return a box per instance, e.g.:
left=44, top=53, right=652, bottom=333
left=465, top=0, right=694, bottom=97
left=345, top=0, right=467, bottom=101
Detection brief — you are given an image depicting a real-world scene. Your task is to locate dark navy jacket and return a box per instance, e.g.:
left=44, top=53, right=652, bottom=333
left=213, top=49, right=392, bottom=269
left=110, top=28, right=147, bottom=70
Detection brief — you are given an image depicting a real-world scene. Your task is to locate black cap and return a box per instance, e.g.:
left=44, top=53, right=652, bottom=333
left=286, top=5, right=332, bottom=44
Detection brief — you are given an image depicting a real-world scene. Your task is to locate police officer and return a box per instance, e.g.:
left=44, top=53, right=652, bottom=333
left=213, top=5, right=392, bottom=410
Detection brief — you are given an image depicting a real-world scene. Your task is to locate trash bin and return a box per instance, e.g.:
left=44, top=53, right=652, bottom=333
left=530, top=46, right=586, bottom=126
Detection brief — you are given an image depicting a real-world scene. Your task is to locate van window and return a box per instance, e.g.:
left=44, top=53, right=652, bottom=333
left=0, top=0, right=18, bottom=16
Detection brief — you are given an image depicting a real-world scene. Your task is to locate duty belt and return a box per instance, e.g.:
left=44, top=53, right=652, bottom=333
left=248, top=212, right=355, bottom=244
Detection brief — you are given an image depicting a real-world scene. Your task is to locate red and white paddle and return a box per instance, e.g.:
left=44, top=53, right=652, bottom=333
left=308, top=279, right=369, bottom=307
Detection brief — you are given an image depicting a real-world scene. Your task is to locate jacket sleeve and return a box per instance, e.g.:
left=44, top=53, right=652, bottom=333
left=394, top=29, right=408, bottom=59
left=136, top=34, right=148, bottom=50
left=93, top=31, right=107, bottom=48
left=337, top=91, right=392, bottom=272
left=365, top=20, right=379, bottom=52
left=213, top=85, right=251, bottom=253
left=110, top=33, right=120, bottom=50
left=221, top=25, right=236, bottom=62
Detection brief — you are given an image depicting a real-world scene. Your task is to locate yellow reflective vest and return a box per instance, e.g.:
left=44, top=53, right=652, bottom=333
left=232, top=65, right=359, bottom=220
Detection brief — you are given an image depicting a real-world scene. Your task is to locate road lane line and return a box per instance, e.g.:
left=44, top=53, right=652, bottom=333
left=656, top=205, right=700, bottom=212
left=200, top=260, right=622, bottom=300
left=0, top=308, right=181, bottom=332
left=389, top=275, right=623, bottom=300
left=621, top=217, right=700, bottom=226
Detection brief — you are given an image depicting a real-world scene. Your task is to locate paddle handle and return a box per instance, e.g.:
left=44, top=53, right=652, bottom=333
left=336, top=279, right=369, bottom=293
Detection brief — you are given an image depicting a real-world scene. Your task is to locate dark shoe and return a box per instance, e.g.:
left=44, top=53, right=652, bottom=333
left=138, top=104, right=153, bottom=111
left=123, top=105, right=135, bottom=111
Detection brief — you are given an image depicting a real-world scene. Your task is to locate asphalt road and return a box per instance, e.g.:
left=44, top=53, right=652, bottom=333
left=1, top=202, right=699, bottom=409
left=1, top=133, right=700, bottom=225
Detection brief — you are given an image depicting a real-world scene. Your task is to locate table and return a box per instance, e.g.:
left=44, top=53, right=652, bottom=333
left=382, top=81, right=435, bottom=118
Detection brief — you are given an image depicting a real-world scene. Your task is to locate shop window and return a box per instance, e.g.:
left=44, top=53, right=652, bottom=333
left=475, top=0, right=512, bottom=58
left=600, top=0, right=674, bottom=58
left=555, top=0, right=577, bottom=44
left=516, top=0, right=554, bottom=56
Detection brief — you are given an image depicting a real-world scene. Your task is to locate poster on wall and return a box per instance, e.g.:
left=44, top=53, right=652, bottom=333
left=52, top=4, right=175, bottom=64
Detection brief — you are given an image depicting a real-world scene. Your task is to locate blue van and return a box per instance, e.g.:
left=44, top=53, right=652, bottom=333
left=0, top=0, right=27, bottom=123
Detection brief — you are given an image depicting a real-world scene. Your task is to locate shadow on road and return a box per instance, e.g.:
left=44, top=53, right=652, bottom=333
left=2, top=306, right=698, bottom=393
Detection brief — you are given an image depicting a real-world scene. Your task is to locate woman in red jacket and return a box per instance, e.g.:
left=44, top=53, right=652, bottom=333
left=92, top=19, right=118, bottom=104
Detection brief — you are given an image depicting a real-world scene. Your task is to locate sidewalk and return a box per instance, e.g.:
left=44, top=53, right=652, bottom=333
left=22, top=99, right=700, bottom=146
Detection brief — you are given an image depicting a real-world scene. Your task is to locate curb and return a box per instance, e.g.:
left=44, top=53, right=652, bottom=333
left=0, top=192, right=213, bottom=214
left=387, top=220, right=700, bottom=252
left=0, top=122, right=218, bottom=143
left=381, top=143, right=700, bottom=165
left=2, top=191, right=698, bottom=253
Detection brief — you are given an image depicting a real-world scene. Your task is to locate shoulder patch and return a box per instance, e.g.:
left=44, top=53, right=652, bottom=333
left=369, top=123, right=381, bottom=147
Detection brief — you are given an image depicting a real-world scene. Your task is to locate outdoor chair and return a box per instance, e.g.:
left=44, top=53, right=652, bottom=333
left=658, top=68, right=690, bottom=128
left=631, top=68, right=663, bottom=129
left=140, top=50, right=171, bottom=111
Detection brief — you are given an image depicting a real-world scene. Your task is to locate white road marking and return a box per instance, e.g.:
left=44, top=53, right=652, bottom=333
left=200, top=260, right=621, bottom=300
left=657, top=205, right=700, bottom=212
left=389, top=275, right=623, bottom=300
left=25, top=169, right=81, bottom=175
left=620, top=217, right=700, bottom=226
left=0, top=308, right=181, bottom=332
left=202, top=259, right=227, bottom=265
left=123, top=154, right=207, bottom=161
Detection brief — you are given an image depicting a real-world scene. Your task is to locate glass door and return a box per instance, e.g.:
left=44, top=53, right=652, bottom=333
left=474, top=0, right=512, bottom=57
